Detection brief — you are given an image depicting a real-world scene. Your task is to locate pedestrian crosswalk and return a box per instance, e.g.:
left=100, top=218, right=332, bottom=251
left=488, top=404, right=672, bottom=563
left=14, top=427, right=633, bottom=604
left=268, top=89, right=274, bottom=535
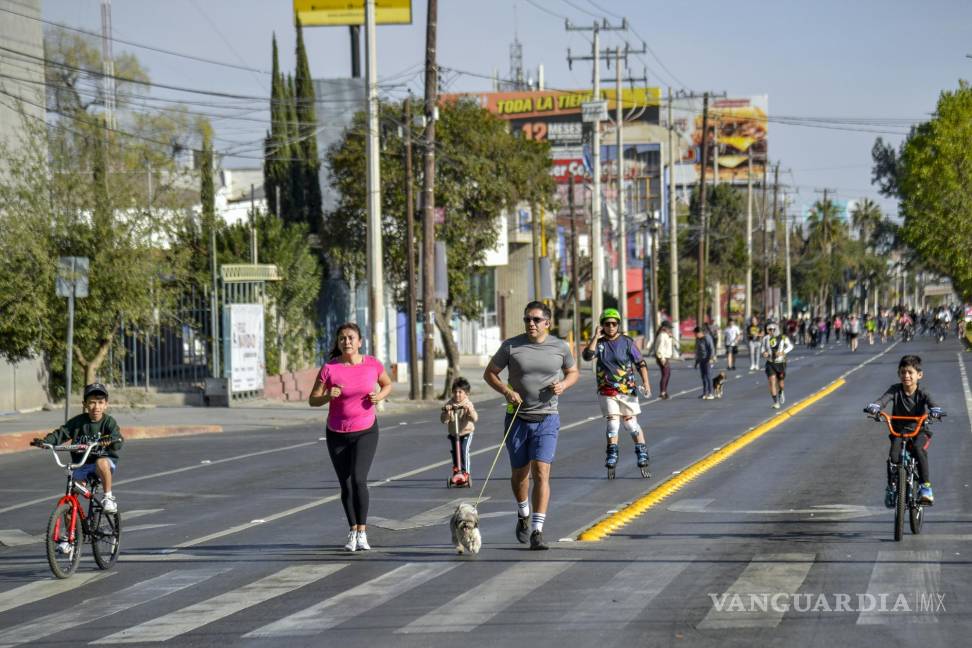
left=0, top=550, right=954, bottom=644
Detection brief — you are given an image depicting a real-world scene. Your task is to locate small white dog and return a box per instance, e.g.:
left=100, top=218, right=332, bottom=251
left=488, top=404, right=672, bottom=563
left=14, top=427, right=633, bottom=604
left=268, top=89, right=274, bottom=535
left=450, top=501, right=482, bottom=555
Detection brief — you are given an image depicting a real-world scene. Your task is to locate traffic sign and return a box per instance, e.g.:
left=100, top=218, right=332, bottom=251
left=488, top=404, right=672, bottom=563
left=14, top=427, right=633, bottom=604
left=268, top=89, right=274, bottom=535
left=56, top=256, right=89, bottom=298
left=581, top=100, right=608, bottom=123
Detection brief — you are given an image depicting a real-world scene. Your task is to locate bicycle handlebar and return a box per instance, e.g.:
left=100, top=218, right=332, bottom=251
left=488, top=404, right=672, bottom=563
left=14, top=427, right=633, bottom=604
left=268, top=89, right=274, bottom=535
left=869, top=411, right=932, bottom=438
left=38, top=443, right=96, bottom=470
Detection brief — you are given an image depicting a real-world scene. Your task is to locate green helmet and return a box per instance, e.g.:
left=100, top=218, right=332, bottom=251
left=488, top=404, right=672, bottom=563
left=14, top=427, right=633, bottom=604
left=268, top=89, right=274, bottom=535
left=599, top=308, right=621, bottom=323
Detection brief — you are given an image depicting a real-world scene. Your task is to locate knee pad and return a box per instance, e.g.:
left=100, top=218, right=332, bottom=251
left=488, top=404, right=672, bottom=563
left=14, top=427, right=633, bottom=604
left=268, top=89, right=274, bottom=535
left=605, top=417, right=620, bottom=440
left=621, top=417, right=641, bottom=439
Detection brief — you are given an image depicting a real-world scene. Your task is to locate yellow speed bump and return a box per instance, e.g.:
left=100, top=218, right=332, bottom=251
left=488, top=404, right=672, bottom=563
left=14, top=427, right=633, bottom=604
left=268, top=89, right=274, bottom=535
left=577, top=377, right=846, bottom=541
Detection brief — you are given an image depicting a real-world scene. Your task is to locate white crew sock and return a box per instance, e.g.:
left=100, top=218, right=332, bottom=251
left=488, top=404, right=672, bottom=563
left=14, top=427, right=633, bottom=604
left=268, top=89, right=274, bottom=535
left=531, top=512, right=545, bottom=532
left=516, top=500, right=529, bottom=519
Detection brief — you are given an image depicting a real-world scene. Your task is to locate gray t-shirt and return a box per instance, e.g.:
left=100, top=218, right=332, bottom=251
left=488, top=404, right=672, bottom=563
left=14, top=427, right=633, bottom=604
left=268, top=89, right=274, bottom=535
left=490, top=333, right=576, bottom=417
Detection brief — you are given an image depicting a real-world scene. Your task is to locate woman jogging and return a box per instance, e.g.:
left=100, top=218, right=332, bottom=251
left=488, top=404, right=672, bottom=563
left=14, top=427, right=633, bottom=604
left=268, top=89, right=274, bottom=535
left=309, top=322, right=393, bottom=552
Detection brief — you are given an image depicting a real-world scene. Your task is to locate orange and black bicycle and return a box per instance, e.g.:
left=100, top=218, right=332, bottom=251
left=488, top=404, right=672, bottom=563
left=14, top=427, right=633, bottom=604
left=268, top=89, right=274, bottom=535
left=868, top=411, right=939, bottom=541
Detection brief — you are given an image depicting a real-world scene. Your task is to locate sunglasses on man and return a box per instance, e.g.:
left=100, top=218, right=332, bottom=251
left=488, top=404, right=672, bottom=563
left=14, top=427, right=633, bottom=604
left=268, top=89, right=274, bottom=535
left=601, top=320, right=619, bottom=327
left=523, top=316, right=548, bottom=325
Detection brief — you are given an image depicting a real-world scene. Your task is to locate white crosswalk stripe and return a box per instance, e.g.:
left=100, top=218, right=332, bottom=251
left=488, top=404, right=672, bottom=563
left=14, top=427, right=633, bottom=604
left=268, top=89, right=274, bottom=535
left=0, top=568, right=227, bottom=648
left=91, top=564, right=345, bottom=643
left=396, top=561, right=571, bottom=634
left=0, top=572, right=114, bottom=615
left=697, top=553, right=815, bottom=629
left=857, top=550, right=942, bottom=625
left=560, top=559, right=692, bottom=629
left=245, top=562, right=458, bottom=638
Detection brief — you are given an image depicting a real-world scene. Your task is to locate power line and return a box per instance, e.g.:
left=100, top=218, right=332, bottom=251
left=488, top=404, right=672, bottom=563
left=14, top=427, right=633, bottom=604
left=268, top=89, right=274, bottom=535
left=523, top=0, right=568, bottom=20
left=0, top=4, right=273, bottom=75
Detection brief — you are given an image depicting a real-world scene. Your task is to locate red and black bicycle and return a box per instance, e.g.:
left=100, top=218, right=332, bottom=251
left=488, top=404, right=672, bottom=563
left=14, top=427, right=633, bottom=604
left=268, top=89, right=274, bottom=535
left=36, top=443, right=122, bottom=578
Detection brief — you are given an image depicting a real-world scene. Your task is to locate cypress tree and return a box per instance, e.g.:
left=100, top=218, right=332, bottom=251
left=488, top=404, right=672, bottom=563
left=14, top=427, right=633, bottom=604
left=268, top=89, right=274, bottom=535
left=294, top=18, right=323, bottom=232
left=264, top=34, right=291, bottom=219
left=285, top=74, right=304, bottom=226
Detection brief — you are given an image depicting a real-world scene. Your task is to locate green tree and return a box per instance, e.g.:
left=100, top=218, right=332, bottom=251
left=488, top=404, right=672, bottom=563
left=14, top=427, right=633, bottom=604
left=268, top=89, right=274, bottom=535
left=325, top=98, right=553, bottom=393
left=217, top=212, right=322, bottom=373
left=0, top=31, right=202, bottom=394
left=294, top=18, right=323, bottom=231
left=872, top=82, right=972, bottom=297
left=850, top=198, right=882, bottom=248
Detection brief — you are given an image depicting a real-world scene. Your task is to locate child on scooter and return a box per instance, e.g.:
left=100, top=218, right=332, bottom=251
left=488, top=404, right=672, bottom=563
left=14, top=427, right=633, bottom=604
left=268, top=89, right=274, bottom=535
left=440, top=377, right=478, bottom=486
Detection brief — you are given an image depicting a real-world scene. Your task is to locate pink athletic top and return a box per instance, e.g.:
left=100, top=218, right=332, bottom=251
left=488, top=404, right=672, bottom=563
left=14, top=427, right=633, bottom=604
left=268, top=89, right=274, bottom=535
left=319, top=355, right=384, bottom=432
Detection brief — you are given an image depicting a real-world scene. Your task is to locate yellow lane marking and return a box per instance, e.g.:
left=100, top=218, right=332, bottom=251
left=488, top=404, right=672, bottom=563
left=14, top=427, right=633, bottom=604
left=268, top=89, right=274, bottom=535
left=577, top=378, right=846, bottom=541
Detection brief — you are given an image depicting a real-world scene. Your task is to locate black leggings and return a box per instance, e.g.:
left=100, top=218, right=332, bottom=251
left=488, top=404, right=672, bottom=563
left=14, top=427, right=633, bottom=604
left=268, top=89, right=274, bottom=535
left=326, top=421, right=379, bottom=527
left=889, top=432, right=931, bottom=484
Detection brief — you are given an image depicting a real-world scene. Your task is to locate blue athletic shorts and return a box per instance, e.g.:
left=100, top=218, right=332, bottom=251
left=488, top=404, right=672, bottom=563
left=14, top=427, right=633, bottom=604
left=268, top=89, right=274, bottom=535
left=72, top=459, right=115, bottom=483
left=504, top=413, right=560, bottom=469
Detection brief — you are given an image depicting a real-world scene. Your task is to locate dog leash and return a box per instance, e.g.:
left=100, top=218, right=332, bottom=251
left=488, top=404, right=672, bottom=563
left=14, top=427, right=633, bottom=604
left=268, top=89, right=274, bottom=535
left=474, top=401, right=521, bottom=508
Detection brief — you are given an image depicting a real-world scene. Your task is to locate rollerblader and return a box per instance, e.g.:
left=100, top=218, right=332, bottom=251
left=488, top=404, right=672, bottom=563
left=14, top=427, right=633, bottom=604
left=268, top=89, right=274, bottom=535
left=582, top=309, right=652, bottom=479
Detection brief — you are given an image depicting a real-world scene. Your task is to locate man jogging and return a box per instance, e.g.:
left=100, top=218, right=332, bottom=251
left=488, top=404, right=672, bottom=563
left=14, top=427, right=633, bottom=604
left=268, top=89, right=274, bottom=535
left=484, top=301, right=579, bottom=550
left=582, top=308, right=652, bottom=479
left=761, top=321, right=794, bottom=409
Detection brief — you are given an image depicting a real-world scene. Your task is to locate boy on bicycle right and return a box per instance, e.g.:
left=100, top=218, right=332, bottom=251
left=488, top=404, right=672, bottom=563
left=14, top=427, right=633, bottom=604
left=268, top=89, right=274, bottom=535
left=864, top=355, right=943, bottom=507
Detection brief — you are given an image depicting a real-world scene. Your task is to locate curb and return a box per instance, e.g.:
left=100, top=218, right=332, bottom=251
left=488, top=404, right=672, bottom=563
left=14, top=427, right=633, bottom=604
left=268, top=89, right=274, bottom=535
left=0, top=425, right=224, bottom=456
left=576, top=377, right=847, bottom=542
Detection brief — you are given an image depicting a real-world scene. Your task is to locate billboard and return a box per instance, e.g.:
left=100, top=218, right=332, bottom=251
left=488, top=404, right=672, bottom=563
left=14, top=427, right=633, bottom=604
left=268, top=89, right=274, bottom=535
left=223, top=304, right=265, bottom=392
left=441, top=87, right=661, bottom=145
left=293, top=0, right=412, bottom=26
left=671, top=95, right=768, bottom=183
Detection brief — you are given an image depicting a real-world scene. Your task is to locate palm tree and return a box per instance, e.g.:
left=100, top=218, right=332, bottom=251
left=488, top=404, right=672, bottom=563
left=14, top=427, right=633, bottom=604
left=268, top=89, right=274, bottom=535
left=851, top=198, right=882, bottom=249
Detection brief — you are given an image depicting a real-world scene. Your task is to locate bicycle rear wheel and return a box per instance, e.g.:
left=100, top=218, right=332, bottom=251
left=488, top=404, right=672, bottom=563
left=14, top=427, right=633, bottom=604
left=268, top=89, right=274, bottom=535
left=90, top=506, right=121, bottom=570
left=46, top=502, right=82, bottom=579
left=894, top=465, right=906, bottom=542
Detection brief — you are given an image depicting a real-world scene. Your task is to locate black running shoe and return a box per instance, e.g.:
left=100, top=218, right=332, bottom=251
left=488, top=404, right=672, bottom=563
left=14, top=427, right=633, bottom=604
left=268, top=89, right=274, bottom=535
left=515, top=516, right=530, bottom=544
left=530, top=529, right=549, bottom=550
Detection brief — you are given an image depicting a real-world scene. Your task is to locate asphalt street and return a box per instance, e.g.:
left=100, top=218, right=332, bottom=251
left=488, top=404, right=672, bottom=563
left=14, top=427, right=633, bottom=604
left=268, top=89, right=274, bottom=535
left=1, top=335, right=970, bottom=647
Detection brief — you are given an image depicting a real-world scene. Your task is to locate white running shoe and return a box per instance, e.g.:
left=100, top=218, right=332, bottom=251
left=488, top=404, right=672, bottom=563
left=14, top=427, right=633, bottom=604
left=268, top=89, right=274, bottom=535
left=102, top=494, right=117, bottom=513
left=772, top=401, right=781, bottom=409
left=356, top=531, right=371, bottom=551
left=56, top=540, right=72, bottom=555
left=344, top=529, right=358, bottom=552
left=778, top=391, right=785, bottom=405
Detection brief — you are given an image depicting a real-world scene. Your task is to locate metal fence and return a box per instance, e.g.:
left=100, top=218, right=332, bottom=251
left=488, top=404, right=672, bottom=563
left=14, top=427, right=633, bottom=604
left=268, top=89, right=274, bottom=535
left=104, top=286, right=213, bottom=390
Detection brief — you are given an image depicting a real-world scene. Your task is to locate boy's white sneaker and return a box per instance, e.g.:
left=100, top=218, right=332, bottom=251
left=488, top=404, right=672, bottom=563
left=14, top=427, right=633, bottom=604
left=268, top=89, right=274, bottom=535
left=344, top=529, right=358, bottom=552
left=102, top=494, right=118, bottom=513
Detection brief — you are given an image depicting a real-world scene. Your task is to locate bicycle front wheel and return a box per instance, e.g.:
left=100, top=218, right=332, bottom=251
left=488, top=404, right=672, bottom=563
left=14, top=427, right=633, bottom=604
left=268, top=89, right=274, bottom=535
left=46, top=502, right=82, bottom=579
left=90, top=507, right=121, bottom=570
left=894, top=464, right=906, bottom=542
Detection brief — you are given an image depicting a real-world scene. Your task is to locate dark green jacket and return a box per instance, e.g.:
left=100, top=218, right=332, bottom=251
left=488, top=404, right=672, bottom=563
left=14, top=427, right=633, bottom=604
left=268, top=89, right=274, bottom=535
left=42, top=414, right=124, bottom=465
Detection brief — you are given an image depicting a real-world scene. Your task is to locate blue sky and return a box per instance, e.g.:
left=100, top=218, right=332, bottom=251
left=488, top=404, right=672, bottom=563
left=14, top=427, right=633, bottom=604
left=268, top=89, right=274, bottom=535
left=42, top=0, right=972, bottom=218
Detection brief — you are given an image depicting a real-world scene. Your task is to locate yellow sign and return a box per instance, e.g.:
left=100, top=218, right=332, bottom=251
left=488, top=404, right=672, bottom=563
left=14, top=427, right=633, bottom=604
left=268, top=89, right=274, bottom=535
left=294, top=0, right=412, bottom=26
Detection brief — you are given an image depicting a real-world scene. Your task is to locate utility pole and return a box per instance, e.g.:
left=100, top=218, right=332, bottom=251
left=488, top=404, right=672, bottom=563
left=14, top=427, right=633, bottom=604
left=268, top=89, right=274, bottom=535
left=610, top=45, right=647, bottom=331
left=532, top=202, right=542, bottom=300
left=696, top=92, right=710, bottom=326
left=364, top=0, right=385, bottom=361
left=404, top=96, right=419, bottom=400
left=667, top=89, right=679, bottom=344
left=784, top=199, right=793, bottom=319
left=421, top=0, right=438, bottom=399
left=100, top=0, right=116, bottom=130
left=250, top=184, right=258, bottom=264
left=745, top=149, right=753, bottom=322
left=760, top=159, right=769, bottom=317
left=615, top=46, right=627, bottom=330
left=567, top=17, right=626, bottom=335
left=569, top=175, right=581, bottom=359
left=769, top=162, right=779, bottom=318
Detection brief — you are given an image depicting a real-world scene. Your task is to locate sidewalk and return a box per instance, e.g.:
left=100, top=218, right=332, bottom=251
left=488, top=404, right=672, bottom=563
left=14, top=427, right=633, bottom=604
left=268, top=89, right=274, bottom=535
left=0, top=366, right=510, bottom=455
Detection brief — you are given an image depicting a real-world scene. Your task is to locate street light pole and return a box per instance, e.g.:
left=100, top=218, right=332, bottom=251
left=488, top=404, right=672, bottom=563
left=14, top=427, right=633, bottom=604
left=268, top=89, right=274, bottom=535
left=364, top=0, right=385, bottom=361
